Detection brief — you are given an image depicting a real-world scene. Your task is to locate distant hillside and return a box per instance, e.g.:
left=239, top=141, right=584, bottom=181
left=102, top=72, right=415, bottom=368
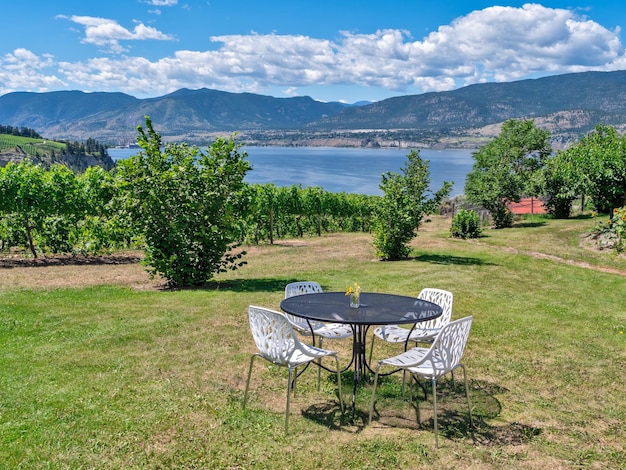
left=306, top=71, right=626, bottom=143
left=0, top=88, right=348, bottom=145
left=0, top=132, right=115, bottom=172
left=1, top=70, right=626, bottom=147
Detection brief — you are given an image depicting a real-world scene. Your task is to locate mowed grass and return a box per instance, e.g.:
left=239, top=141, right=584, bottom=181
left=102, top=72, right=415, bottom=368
left=1, top=215, right=625, bottom=469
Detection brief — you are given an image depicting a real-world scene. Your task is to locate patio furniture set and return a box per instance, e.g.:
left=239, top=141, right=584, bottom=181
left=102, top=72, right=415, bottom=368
left=242, top=281, right=474, bottom=447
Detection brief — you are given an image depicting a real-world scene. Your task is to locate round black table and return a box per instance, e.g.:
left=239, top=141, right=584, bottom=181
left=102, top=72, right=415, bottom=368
left=280, top=291, right=443, bottom=420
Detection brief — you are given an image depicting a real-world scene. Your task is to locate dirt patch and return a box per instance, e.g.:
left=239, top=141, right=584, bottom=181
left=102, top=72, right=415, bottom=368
left=0, top=252, right=166, bottom=290
left=0, top=253, right=142, bottom=268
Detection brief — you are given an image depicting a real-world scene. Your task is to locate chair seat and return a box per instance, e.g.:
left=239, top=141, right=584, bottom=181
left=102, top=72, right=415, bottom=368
left=287, top=342, right=340, bottom=367
left=378, top=346, right=449, bottom=379
left=314, top=323, right=353, bottom=339
left=373, top=325, right=440, bottom=343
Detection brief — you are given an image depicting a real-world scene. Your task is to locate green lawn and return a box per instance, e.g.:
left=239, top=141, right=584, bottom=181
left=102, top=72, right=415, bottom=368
left=1, top=215, right=625, bottom=469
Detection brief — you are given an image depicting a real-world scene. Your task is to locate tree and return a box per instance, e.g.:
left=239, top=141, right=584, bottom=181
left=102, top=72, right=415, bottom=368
left=541, top=150, right=580, bottom=218
left=0, top=161, right=53, bottom=257
left=563, top=125, right=626, bottom=213
left=115, top=117, right=251, bottom=287
left=74, top=166, right=131, bottom=255
left=373, top=150, right=451, bottom=260
left=465, top=119, right=552, bottom=228
left=36, top=164, right=80, bottom=254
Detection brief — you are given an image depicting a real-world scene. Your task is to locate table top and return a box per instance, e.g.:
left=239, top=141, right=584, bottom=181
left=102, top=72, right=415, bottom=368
left=280, top=291, right=442, bottom=326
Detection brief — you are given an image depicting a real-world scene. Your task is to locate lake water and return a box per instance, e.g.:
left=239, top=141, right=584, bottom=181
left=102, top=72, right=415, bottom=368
left=109, top=146, right=475, bottom=196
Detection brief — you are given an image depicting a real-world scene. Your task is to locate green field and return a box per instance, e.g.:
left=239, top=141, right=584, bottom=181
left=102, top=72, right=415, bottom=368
left=0, top=134, right=66, bottom=156
left=0, top=215, right=625, bottom=469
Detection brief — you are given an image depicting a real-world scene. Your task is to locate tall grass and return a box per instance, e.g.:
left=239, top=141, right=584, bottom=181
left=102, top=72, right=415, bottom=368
left=0, top=216, right=625, bottom=469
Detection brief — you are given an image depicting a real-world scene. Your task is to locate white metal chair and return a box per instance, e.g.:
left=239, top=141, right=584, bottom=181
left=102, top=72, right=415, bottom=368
left=285, top=281, right=353, bottom=388
left=284, top=282, right=353, bottom=345
left=243, top=305, right=344, bottom=433
left=369, top=288, right=454, bottom=363
left=368, top=316, right=474, bottom=448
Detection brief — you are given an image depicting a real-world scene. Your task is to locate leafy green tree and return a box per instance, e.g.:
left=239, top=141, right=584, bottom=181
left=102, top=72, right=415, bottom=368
left=0, top=161, right=52, bottom=257
left=465, top=119, right=552, bottom=228
left=74, top=166, right=131, bottom=255
left=302, top=186, right=327, bottom=236
left=115, top=117, right=251, bottom=287
left=37, top=164, right=80, bottom=254
left=285, top=185, right=305, bottom=237
left=373, top=150, right=451, bottom=260
left=541, top=150, right=580, bottom=218
left=562, top=125, right=626, bottom=212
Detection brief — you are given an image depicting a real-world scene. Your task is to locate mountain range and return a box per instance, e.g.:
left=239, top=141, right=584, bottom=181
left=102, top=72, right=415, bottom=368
left=1, top=70, right=626, bottom=148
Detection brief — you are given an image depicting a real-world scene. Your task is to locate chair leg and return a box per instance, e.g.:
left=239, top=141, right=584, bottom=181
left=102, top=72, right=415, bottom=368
left=413, top=376, right=421, bottom=427
left=243, top=354, right=257, bottom=409
left=368, top=335, right=376, bottom=364
left=286, top=367, right=293, bottom=433
left=401, top=370, right=407, bottom=397
left=432, top=377, right=439, bottom=448
left=407, top=373, right=422, bottom=427
left=368, top=367, right=381, bottom=424
left=317, top=338, right=324, bottom=391
left=460, top=364, right=474, bottom=429
left=334, top=354, right=344, bottom=412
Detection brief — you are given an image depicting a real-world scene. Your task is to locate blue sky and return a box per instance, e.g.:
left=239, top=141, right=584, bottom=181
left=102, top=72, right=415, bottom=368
left=2, top=1, right=626, bottom=103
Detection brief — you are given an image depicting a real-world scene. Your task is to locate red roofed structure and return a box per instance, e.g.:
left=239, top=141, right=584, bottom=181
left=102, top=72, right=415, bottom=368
left=507, top=197, right=548, bottom=215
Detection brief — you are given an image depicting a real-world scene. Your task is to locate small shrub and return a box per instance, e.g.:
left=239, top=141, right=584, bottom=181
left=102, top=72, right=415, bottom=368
left=591, top=207, right=626, bottom=252
left=450, top=209, right=482, bottom=239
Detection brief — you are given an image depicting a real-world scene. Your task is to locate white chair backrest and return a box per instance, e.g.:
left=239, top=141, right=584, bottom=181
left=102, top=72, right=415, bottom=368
left=248, top=306, right=298, bottom=364
left=284, top=281, right=323, bottom=298
left=428, top=316, right=473, bottom=375
left=417, top=288, right=453, bottom=330
left=284, top=281, right=325, bottom=331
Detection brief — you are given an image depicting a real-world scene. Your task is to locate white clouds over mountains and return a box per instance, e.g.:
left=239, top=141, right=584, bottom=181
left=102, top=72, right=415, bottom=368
left=57, top=15, right=176, bottom=53
left=2, top=3, right=625, bottom=102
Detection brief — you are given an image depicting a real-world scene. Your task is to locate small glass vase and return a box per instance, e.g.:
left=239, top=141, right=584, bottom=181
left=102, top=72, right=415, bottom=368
left=350, top=292, right=360, bottom=308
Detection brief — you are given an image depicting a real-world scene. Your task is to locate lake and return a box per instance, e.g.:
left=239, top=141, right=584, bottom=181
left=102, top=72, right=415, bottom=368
left=108, top=146, right=475, bottom=196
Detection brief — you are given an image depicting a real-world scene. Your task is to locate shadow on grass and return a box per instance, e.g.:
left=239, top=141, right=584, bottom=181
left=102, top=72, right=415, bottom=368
left=359, top=377, right=542, bottom=446
left=413, top=253, right=495, bottom=266
left=513, top=221, right=548, bottom=228
left=201, top=277, right=302, bottom=293
left=301, top=402, right=348, bottom=431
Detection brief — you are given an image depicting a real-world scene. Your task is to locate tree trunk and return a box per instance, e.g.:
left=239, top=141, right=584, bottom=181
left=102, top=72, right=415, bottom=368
left=25, top=225, right=37, bottom=258
left=269, top=209, right=274, bottom=245
left=295, top=215, right=303, bottom=237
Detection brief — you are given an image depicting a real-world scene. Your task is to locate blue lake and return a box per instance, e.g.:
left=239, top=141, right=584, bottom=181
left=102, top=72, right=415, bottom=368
left=109, top=146, right=475, bottom=196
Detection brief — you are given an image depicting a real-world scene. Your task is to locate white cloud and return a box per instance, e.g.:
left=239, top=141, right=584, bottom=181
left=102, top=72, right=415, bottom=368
left=0, top=49, right=66, bottom=93
left=145, top=0, right=178, bottom=5
left=412, top=3, right=625, bottom=85
left=63, top=15, right=176, bottom=53
left=5, top=4, right=626, bottom=99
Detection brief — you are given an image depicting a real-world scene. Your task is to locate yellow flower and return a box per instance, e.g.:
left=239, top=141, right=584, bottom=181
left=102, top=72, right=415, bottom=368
left=345, top=282, right=361, bottom=296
